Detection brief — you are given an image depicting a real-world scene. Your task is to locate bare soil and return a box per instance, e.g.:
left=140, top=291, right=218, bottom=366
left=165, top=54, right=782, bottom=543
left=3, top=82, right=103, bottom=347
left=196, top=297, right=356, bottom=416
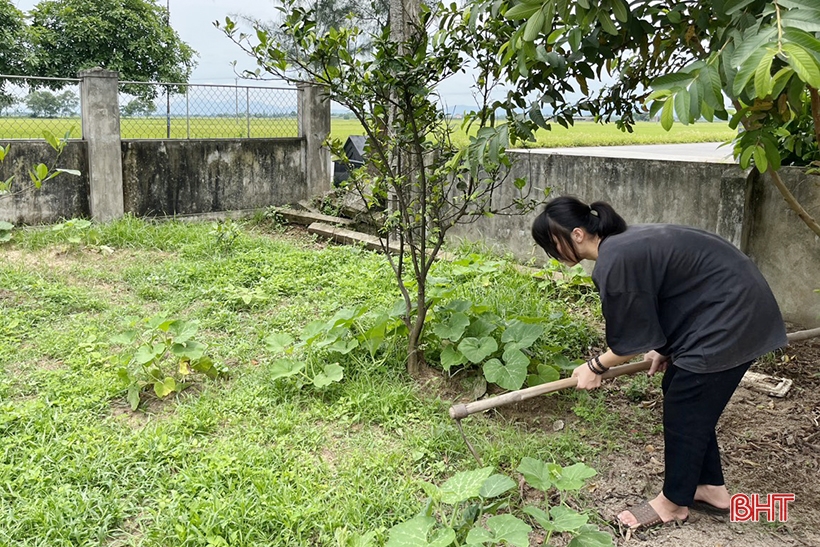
left=443, top=336, right=820, bottom=546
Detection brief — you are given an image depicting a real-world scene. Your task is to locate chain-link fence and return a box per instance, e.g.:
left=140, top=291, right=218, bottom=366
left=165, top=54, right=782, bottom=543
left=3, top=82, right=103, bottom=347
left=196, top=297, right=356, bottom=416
left=119, top=81, right=299, bottom=139
left=0, top=75, right=83, bottom=140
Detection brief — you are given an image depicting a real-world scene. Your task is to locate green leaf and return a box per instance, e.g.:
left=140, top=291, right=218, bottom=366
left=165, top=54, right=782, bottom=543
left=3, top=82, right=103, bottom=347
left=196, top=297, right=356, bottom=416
left=43, top=130, right=60, bottom=150
left=386, top=515, right=456, bottom=547
left=153, top=377, right=176, bottom=398
left=781, top=43, right=820, bottom=87
left=687, top=79, right=701, bottom=121
left=268, top=359, right=305, bottom=380
left=651, top=72, right=694, bottom=92
left=127, top=385, right=141, bottom=410
left=419, top=481, right=442, bottom=502
left=502, top=346, right=529, bottom=369
left=167, top=320, right=198, bottom=342
left=567, top=527, right=615, bottom=547
left=458, top=337, right=498, bottom=364
left=264, top=332, right=294, bottom=353
left=111, top=330, right=138, bottom=345
left=433, top=312, right=471, bottom=341
left=505, top=3, right=540, bottom=20
left=523, top=506, right=553, bottom=531
left=134, top=343, right=163, bottom=365
left=466, top=314, right=498, bottom=338
left=523, top=7, right=545, bottom=42
left=440, top=467, right=494, bottom=504
left=723, top=0, right=757, bottom=15
left=501, top=320, right=545, bottom=347
left=778, top=0, right=820, bottom=9
left=704, top=64, right=725, bottom=109
left=753, top=144, right=769, bottom=173
left=527, top=363, right=560, bottom=386
left=36, top=163, right=48, bottom=180
left=761, top=136, right=782, bottom=171
left=754, top=49, right=775, bottom=98
left=781, top=8, right=820, bottom=33
left=554, top=462, right=597, bottom=491
left=483, top=358, right=527, bottom=390
left=732, top=27, right=777, bottom=68
left=597, top=10, right=618, bottom=35
left=440, top=345, right=467, bottom=371
left=782, top=28, right=820, bottom=61
left=550, top=505, right=589, bottom=532
left=323, top=363, right=344, bottom=382
left=660, top=99, right=674, bottom=130
left=479, top=474, right=516, bottom=499
left=170, top=340, right=206, bottom=361
left=517, top=457, right=552, bottom=491
left=674, top=90, right=691, bottom=124
left=611, top=0, right=629, bottom=22
left=739, top=145, right=755, bottom=168
left=465, top=527, right=493, bottom=545
left=484, top=514, right=531, bottom=547
left=733, top=46, right=768, bottom=95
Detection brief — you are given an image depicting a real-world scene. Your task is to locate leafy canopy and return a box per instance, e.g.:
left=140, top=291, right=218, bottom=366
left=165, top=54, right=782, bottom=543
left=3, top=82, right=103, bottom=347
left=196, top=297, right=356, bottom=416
left=26, top=0, right=196, bottom=97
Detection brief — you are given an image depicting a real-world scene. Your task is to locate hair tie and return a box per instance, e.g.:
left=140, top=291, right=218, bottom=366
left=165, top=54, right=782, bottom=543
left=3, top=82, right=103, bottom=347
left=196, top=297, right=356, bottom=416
left=589, top=207, right=599, bottom=217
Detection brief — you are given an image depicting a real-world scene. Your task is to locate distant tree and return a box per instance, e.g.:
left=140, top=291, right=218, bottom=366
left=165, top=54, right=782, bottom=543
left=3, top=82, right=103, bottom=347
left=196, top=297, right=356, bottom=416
left=26, top=0, right=197, bottom=99
left=0, top=1, right=27, bottom=107
left=25, top=90, right=78, bottom=117
left=120, top=97, right=157, bottom=117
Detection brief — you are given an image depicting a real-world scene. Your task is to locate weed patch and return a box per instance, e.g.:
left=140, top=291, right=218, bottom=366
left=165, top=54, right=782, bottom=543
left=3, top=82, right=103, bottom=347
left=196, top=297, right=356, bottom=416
left=0, top=218, right=614, bottom=546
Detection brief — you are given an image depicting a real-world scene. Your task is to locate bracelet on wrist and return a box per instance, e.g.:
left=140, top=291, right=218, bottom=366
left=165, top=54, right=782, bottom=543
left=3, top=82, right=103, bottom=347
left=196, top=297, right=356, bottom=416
left=594, top=354, right=607, bottom=373
left=587, top=357, right=606, bottom=375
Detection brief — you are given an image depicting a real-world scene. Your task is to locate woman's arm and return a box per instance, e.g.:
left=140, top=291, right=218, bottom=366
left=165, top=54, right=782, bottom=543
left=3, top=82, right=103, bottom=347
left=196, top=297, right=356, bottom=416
left=572, top=349, right=638, bottom=390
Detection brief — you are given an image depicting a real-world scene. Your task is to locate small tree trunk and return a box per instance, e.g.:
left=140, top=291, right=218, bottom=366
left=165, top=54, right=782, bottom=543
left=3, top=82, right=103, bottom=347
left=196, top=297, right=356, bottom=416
left=406, top=301, right=427, bottom=377
left=766, top=169, right=820, bottom=237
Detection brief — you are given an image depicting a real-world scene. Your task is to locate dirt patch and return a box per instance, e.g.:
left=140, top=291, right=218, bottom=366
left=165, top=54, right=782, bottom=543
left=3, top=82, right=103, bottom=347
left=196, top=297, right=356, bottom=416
left=441, top=337, right=820, bottom=546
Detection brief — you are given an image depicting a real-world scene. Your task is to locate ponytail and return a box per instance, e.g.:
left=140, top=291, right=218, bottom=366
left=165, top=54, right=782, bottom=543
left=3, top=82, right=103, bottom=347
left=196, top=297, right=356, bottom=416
left=531, top=196, right=627, bottom=262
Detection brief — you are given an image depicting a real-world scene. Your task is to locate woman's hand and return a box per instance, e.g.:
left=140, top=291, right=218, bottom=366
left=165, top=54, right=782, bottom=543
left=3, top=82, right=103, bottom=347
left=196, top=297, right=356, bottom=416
left=645, top=350, right=670, bottom=376
left=572, top=362, right=603, bottom=390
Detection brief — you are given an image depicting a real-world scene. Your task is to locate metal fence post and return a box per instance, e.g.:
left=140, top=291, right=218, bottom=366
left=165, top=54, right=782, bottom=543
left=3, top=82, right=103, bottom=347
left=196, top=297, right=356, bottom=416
left=79, top=67, right=124, bottom=221
left=186, top=85, right=190, bottom=139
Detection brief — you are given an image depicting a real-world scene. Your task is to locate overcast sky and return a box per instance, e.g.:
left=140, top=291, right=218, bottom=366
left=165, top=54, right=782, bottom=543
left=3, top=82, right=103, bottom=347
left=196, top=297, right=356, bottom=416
left=13, top=0, right=480, bottom=107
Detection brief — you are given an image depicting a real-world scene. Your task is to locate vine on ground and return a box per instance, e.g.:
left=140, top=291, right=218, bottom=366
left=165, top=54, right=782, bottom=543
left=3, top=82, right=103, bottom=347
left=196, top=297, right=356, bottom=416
left=112, top=317, right=227, bottom=410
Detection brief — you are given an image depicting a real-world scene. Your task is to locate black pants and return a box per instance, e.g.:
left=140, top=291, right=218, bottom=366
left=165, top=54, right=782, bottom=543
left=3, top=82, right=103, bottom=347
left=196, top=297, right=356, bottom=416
left=661, top=361, right=752, bottom=507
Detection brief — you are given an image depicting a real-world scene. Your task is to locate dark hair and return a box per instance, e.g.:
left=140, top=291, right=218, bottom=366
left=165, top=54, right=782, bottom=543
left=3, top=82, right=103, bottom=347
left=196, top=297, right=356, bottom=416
left=531, top=196, right=627, bottom=262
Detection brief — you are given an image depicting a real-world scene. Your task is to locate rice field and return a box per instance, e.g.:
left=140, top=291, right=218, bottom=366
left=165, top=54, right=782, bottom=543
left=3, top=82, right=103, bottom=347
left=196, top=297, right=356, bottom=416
left=0, top=116, right=738, bottom=147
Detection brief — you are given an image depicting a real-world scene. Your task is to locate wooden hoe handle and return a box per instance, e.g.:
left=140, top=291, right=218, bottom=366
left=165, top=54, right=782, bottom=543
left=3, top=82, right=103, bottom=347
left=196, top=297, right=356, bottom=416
left=448, top=360, right=652, bottom=420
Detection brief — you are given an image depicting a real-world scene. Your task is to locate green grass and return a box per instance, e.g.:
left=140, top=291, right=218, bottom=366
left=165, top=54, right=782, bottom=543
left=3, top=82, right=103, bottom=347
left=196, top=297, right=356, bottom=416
left=0, top=116, right=736, bottom=147
left=0, top=217, right=619, bottom=546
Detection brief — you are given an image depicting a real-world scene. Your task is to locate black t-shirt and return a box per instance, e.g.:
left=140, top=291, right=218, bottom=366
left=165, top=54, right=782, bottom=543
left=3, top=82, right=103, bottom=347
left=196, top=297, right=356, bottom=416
left=592, top=224, right=787, bottom=373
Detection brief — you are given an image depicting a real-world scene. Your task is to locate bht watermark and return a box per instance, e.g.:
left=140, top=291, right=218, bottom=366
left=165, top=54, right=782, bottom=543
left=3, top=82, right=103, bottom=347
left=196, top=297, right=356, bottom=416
left=730, top=493, right=795, bottom=522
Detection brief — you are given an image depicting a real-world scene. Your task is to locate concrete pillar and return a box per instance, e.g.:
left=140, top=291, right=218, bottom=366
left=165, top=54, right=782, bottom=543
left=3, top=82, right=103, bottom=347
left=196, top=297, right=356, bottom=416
left=80, top=67, right=124, bottom=221
left=715, top=168, right=753, bottom=251
left=297, top=84, right=332, bottom=198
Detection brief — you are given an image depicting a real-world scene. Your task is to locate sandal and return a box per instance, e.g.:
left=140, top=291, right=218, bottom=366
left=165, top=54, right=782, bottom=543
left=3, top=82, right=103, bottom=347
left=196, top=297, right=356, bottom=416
left=690, top=500, right=730, bottom=516
left=617, top=501, right=688, bottom=531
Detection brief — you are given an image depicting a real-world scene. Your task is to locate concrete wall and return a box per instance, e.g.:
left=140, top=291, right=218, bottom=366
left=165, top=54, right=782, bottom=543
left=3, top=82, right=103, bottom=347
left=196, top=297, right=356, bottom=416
left=1, top=72, right=330, bottom=224
left=449, top=150, right=820, bottom=328
left=0, top=141, right=89, bottom=224
left=745, top=168, right=820, bottom=328
left=121, top=139, right=304, bottom=216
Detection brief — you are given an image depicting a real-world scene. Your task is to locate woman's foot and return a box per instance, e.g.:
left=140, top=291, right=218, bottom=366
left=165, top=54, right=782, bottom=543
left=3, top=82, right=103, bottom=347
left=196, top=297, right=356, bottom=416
left=693, top=484, right=731, bottom=510
left=618, top=493, right=689, bottom=528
